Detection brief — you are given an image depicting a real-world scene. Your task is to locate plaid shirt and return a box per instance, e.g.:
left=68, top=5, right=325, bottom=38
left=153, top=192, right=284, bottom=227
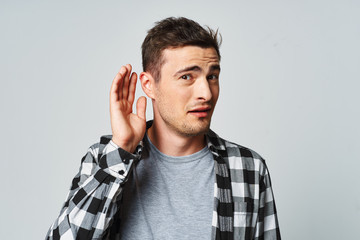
left=46, top=123, right=280, bottom=240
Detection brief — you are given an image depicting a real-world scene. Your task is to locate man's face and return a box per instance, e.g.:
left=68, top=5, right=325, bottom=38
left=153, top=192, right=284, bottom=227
left=152, top=46, right=220, bottom=137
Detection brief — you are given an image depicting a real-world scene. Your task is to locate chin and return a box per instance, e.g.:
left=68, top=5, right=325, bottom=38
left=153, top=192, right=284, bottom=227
left=179, top=121, right=211, bottom=137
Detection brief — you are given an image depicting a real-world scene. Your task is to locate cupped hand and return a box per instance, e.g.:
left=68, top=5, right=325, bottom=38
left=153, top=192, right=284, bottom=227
left=110, top=64, right=147, bottom=153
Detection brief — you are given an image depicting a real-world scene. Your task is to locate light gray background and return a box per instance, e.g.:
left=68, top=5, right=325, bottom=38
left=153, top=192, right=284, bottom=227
left=1, top=0, right=359, bottom=239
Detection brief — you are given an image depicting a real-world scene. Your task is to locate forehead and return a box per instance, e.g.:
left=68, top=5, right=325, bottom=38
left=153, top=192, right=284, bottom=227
left=161, top=46, right=220, bottom=70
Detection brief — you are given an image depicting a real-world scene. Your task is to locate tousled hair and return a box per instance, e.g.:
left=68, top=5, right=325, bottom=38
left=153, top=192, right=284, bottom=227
left=141, top=17, right=221, bottom=82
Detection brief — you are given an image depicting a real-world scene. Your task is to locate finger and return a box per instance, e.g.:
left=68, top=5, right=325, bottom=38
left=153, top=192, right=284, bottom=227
left=122, top=64, right=132, bottom=99
left=110, top=66, right=127, bottom=102
left=118, top=66, right=129, bottom=100
left=115, top=66, right=127, bottom=100
left=128, top=72, right=138, bottom=104
left=123, top=71, right=134, bottom=100
left=136, top=96, right=147, bottom=120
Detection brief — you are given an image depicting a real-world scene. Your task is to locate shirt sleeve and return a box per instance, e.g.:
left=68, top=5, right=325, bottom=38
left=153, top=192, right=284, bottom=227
left=45, top=138, right=140, bottom=240
left=254, top=163, right=281, bottom=240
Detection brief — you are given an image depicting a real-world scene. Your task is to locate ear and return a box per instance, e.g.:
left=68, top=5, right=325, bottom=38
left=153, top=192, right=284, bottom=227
left=139, top=72, right=156, bottom=99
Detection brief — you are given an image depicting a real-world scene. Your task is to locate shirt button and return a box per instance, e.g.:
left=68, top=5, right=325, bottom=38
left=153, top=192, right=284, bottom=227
left=118, top=170, right=125, bottom=175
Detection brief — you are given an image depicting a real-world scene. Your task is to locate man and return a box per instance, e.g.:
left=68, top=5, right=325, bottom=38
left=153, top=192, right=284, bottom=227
left=46, top=17, right=280, bottom=240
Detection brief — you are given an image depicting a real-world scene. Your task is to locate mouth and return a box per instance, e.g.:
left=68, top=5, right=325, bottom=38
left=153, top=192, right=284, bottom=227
left=188, top=106, right=211, bottom=118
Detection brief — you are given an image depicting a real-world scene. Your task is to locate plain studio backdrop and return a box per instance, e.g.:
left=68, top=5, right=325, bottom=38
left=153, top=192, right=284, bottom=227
left=1, top=0, right=359, bottom=239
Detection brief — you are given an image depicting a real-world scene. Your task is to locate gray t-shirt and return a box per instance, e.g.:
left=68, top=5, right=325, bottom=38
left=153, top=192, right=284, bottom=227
left=119, top=135, right=215, bottom=240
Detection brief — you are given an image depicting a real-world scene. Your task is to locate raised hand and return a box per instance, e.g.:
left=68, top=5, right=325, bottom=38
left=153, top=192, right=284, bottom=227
left=110, top=64, right=147, bottom=153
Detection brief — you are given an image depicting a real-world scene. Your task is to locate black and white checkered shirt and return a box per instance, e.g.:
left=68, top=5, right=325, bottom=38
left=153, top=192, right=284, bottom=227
left=46, top=123, right=281, bottom=240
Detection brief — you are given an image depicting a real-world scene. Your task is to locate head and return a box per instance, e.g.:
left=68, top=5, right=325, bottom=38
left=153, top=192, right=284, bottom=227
left=140, top=17, right=221, bottom=137
left=141, top=17, right=221, bottom=82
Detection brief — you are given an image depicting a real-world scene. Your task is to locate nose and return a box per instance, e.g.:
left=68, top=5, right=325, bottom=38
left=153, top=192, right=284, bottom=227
left=195, top=76, right=212, bottom=101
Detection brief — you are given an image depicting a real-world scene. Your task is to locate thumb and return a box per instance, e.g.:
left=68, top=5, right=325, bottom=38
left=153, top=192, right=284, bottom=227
left=136, top=96, right=147, bottom=120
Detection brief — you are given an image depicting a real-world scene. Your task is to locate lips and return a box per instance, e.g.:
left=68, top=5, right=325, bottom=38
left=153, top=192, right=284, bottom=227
left=188, top=106, right=211, bottom=117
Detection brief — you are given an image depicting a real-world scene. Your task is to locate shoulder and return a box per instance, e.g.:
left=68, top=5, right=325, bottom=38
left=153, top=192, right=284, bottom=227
left=207, top=129, right=268, bottom=176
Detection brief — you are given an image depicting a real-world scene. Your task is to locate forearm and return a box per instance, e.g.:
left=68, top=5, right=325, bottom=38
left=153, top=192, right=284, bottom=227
left=46, top=171, right=122, bottom=239
left=46, top=137, right=140, bottom=240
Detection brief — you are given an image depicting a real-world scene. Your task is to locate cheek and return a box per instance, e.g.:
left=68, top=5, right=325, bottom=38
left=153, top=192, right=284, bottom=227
left=211, top=86, right=220, bottom=101
left=163, top=90, right=185, bottom=108
left=160, top=85, right=193, bottom=111
left=170, top=86, right=191, bottom=102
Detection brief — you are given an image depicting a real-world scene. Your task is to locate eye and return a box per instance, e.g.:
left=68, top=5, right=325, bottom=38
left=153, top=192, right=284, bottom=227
left=207, top=74, right=219, bottom=81
left=180, top=74, right=192, bottom=80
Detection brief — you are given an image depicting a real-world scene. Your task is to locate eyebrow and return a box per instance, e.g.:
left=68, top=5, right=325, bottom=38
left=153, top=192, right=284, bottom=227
left=173, top=64, right=221, bottom=77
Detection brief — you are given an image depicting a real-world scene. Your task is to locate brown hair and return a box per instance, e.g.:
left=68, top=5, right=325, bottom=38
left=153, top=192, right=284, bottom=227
left=141, top=17, right=221, bottom=82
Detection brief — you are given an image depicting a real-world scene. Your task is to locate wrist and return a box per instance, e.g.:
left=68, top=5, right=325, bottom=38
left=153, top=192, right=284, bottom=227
left=111, top=137, right=135, bottom=153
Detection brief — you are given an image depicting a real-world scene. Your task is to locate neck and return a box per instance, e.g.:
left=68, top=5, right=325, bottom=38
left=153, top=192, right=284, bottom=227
left=147, top=120, right=206, bottom=157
